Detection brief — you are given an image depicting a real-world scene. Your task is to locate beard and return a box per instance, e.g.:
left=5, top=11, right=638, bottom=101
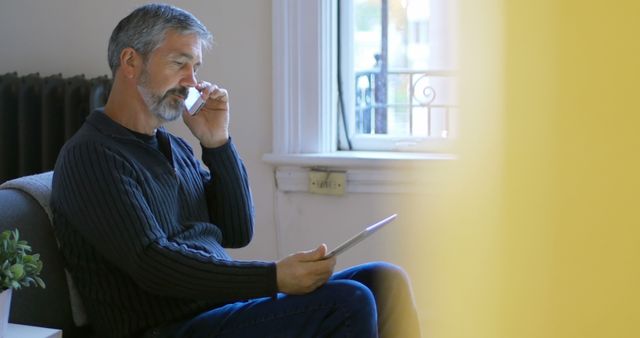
left=137, top=70, right=188, bottom=122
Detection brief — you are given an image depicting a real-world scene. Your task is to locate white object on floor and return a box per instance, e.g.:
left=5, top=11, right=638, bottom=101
left=6, top=323, right=62, bottom=338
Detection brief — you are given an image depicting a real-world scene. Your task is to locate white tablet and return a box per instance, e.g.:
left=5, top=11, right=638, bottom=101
left=325, top=214, right=397, bottom=258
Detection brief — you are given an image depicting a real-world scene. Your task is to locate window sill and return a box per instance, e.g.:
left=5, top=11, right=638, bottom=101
left=263, top=151, right=454, bottom=169
left=262, top=152, right=455, bottom=194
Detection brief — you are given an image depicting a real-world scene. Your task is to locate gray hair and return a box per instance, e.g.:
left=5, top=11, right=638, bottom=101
left=107, top=3, right=212, bottom=76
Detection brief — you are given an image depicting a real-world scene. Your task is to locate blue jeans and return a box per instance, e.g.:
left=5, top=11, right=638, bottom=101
left=145, top=262, right=420, bottom=338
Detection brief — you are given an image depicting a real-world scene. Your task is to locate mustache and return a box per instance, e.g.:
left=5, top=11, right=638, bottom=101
left=164, top=87, right=189, bottom=99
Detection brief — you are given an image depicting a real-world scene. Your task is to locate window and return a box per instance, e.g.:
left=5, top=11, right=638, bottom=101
left=339, top=0, right=459, bottom=151
left=267, top=0, right=456, bottom=193
left=269, top=0, right=457, bottom=157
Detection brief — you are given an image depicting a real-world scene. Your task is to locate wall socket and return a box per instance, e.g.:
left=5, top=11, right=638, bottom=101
left=308, top=170, right=346, bottom=196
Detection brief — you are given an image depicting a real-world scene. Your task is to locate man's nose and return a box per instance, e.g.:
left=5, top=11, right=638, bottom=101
left=181, top=66, right=198, bottom=87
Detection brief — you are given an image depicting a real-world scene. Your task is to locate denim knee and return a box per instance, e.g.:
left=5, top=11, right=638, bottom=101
left=374, top=262, right=410, bottom=285
left=323, top=280, right=377, bottom=312
left=321, top=280, right=378, bottom=336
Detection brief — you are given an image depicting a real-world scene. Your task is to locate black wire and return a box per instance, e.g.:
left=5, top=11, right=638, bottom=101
left=337, top=0, right=353, bottom=150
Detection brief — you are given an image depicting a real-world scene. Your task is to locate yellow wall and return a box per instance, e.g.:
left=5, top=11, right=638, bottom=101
left=411, top=1, right=640, bottom=337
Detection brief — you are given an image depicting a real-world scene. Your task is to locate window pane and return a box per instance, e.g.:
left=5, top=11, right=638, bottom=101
left=350, top=0, right=457, bottom=147
left=353, top=0, right=382, bottom=72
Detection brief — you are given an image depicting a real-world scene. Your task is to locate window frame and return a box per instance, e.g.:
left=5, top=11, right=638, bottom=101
left=271, top=0, right=337, bottom=155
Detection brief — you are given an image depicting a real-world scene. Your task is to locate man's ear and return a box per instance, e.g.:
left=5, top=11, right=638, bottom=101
left=119, top=47, right=141, bottom=79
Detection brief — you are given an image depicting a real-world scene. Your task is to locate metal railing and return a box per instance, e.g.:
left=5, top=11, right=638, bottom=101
left=355, top=69, right=457, bottom=137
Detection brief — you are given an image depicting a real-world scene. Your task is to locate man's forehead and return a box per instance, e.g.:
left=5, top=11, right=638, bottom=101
left=156, top=31, right=203, bottom=59
left=169, top=51, right=201, bottom=61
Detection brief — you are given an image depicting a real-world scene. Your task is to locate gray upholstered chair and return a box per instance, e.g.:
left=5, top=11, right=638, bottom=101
left=0, top=172, right=91, bottom=337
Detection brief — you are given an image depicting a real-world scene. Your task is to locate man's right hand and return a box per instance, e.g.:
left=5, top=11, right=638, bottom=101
left=276, top=244, right=337, bottom=295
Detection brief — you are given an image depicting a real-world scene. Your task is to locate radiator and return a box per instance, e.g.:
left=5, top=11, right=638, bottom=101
left=0, top=73, right=112, bottom=183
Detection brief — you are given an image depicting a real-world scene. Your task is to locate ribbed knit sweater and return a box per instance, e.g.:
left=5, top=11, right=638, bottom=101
left=51, top=110, right=277, bottom=338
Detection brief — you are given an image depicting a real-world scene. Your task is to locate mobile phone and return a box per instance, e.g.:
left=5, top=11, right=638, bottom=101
left=184, top=87, right=205, bottom=115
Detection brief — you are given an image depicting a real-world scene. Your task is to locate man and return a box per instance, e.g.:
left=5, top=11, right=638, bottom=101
left=51, top=4, right=420, bottom=338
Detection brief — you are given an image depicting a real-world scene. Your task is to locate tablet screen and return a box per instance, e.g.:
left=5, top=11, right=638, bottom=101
left=325, top=214, right=397, bottom=258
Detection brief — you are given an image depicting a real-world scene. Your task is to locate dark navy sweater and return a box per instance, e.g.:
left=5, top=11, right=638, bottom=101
left=51, top=110, right=277, bottom=338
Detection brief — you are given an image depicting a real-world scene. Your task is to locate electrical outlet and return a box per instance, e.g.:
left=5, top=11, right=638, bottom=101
left=308, top=170, right=346, bottom=196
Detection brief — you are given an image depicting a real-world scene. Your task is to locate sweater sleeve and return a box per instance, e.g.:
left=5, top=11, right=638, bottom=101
left=52, top=140, right=277, bottom=302
left=200, top=139, right=255, bottom=248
